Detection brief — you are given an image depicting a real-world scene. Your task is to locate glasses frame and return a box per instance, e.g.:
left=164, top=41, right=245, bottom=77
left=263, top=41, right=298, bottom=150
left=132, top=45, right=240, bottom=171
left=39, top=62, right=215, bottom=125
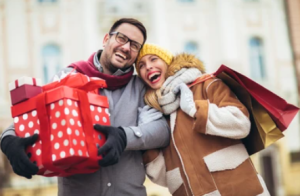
left=109, top=32, right=143, bottom=52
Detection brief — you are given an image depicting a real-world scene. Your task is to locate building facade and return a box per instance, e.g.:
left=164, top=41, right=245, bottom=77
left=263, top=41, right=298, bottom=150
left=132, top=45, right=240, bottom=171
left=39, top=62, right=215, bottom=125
left=0, top=0, right=299, bottom=196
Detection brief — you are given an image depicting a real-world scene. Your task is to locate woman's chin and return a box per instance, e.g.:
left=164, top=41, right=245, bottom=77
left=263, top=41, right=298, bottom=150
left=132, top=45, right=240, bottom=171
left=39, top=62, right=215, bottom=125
left=148, top=82, right=163, bottom=90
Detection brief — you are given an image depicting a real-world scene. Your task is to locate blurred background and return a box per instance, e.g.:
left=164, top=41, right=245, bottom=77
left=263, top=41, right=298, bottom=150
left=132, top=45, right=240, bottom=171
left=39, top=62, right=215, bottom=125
left=0, top=0, right=300, bottom=195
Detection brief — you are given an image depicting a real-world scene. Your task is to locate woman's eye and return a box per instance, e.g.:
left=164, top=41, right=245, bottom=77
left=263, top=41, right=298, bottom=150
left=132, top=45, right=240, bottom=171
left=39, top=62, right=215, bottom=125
left=151, top=58, right=157, bottom=61
left=139, top=63, right=144, bottom=68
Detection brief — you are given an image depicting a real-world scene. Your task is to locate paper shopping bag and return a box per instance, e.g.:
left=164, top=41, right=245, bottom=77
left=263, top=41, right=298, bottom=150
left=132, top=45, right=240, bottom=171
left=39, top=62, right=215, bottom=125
left=213, top=70, right=284, bottom=155
left=214, top=65, right=299, bottom=132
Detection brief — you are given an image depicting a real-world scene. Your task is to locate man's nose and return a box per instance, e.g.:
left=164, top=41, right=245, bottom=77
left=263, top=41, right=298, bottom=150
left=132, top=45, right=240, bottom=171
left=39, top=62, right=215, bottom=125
left=120, top=41, right=131, bottom=51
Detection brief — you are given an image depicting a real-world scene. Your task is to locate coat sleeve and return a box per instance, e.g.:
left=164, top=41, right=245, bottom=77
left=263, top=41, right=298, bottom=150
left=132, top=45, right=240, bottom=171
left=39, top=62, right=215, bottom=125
left=122, top=118, right=170, bottom=150
left=0, top=123, right=16, bottom=147
left=122, top=78, right=170, bottom=150
left=192, top=79, right=251, bottom=139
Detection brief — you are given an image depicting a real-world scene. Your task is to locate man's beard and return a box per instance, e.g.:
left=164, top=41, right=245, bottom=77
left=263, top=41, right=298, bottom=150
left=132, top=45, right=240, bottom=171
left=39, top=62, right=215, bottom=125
left=103, top=50, right=132, bottom=74
left=106, top=61, right=131, bottom=74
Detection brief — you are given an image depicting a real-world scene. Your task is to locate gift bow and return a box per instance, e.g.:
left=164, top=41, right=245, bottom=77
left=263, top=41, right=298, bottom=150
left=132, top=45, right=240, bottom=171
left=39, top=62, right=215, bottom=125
left=43, top=72, right=107, bottom=93
left=37, top=72, right=107, bottom=176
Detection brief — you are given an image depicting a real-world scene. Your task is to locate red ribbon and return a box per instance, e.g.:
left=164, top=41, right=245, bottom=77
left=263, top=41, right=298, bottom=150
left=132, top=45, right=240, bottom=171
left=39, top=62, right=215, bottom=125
left=14, top=77, right=38, bottom=88
left=34, top=73, right=106, bottom=176
left=15, top=80, right=19, bottom=88
left=43, top=72, right=107, bottom=93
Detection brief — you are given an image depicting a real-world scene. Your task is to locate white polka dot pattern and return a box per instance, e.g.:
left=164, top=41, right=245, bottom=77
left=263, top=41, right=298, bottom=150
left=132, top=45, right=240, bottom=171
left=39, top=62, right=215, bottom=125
left=13, top=96, right=110, bottom=176
left=89, top=104, right=109, bottom=154
left=32, top=110, right=37, bottom=117
left=14, top=117, right=19, bottom=123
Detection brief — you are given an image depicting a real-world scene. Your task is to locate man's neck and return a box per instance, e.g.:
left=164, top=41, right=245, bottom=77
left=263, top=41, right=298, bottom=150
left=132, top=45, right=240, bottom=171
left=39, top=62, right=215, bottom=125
left=101, top=64, right=113, bottom=75
left=99, top=54, right=113, bottom=75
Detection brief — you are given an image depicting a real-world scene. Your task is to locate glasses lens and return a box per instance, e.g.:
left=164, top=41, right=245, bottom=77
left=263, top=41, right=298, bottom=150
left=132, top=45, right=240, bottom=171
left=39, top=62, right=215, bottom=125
left=130, top=43, right=140, bottom=51
left=116, top=33, right=127, bottom=44
left=114, top=32, right=141, bottom=51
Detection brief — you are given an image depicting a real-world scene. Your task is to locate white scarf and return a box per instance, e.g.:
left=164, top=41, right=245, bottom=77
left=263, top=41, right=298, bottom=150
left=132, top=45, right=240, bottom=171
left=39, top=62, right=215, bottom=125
left=158, top=68, right=202, bottom=115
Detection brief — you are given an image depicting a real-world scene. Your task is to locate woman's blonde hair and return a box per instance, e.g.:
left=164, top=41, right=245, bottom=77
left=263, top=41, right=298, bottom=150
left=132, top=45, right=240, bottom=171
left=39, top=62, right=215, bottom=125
left=144, top=87, right=163, bottom=112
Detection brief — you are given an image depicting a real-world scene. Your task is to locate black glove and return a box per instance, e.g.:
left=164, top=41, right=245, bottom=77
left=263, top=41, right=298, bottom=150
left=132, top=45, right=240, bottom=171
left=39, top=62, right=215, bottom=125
left=1, top=134, right=39, bottom=179
left=94, top=124, right=127, bottom=167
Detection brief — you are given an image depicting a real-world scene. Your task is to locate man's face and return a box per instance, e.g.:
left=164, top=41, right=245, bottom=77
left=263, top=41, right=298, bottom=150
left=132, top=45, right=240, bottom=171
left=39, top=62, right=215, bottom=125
left=101, top=23, right=144, bottom=74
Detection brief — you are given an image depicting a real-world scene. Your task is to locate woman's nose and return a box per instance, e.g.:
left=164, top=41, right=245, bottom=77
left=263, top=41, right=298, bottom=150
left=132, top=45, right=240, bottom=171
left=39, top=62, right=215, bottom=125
left=145, top=62, right=153, bottom=70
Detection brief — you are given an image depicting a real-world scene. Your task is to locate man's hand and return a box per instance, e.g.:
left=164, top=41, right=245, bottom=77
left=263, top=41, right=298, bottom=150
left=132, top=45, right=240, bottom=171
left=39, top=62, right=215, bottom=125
left=138, top=105, right=163, bottom=125
left=173, top=83, right=197, bottom=118
left=1, top=135, right=39, bottom=179
left=94, top=124, right=127, bottom=167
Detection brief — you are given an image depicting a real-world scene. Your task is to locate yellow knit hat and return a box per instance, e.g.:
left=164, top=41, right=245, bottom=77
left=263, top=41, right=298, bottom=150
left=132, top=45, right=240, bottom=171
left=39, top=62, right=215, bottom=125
left=135, top=43, right=173, bottom=75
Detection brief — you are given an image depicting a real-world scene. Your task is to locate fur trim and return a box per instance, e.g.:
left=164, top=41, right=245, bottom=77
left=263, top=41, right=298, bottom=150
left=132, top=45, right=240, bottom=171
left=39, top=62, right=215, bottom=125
left=206, top=104, right=251, bottom=139
left=167, top=53, right=205, bottom=77
left=166, top=167, right=184, bottom=194
left=170, top=112, right=177, bottom=133
left=145, top=151, right=167, bottom=187
left=203, top=143, right=249, bottom=172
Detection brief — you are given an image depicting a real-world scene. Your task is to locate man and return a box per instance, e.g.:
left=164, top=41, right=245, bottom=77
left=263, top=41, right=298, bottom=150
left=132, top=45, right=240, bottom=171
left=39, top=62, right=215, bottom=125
left=1, top=18, right=170, bottom=196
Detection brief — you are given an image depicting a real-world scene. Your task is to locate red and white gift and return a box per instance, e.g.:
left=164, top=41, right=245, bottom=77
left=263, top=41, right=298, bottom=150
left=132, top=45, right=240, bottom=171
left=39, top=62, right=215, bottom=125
left=9, top=76, right=43, bottom=105
left=10, top=72, right=110, bottom=177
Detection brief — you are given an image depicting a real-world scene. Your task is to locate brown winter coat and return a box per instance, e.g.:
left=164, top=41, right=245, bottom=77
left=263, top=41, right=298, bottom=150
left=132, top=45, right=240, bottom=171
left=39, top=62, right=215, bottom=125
left=143, top=54, right=267, bottom=196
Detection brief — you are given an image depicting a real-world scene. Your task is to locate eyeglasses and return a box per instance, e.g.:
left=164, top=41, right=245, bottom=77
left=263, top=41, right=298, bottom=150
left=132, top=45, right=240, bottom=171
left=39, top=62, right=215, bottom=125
left=109, top=32, right=143, bottom=52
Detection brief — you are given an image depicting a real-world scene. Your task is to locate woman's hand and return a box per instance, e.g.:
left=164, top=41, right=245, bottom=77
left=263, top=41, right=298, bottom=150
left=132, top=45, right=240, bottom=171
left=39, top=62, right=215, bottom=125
left=161, top=68, right=202, bottom=96
left=172, top=83, right=196, bottom=118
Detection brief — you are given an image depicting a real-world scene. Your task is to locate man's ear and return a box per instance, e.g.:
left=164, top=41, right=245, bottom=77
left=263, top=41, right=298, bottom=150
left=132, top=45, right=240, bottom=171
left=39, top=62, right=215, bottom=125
left=103, top=33, right=110, bottom=47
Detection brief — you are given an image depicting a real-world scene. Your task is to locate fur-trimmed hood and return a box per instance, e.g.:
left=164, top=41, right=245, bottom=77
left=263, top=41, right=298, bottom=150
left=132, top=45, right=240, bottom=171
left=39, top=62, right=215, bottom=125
left=166, top=53, right=206, bottom=77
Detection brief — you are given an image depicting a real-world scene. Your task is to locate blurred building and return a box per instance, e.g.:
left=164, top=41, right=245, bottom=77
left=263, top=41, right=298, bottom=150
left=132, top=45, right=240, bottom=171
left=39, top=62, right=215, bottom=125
left=0, top=0, right=299, bottom=196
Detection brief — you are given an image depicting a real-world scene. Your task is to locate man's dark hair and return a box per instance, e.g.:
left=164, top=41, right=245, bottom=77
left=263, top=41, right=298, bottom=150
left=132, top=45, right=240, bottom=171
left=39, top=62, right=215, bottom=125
left=109, top=18, right=147, bottom=44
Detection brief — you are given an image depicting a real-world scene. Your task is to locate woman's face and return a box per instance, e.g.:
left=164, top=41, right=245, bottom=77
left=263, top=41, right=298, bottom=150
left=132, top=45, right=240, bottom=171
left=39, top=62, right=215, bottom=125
left=138, top=54, right=168, bottom=90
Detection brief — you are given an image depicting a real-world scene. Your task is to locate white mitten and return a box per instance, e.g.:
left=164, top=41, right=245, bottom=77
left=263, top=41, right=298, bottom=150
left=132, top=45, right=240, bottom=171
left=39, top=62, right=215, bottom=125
left=161, top=97, right=180, bottom=115
left=172, top=83, right=196, bottom=118
left=161, top=68, right=202, bottom=96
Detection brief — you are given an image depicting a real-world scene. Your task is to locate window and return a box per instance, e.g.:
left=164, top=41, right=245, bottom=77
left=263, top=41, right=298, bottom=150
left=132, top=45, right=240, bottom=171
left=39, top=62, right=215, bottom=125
left=184, top=41, right=199, bottom=55
left=249, top=37, right=266, bottom=80
left=42, top=44, right=61, bottom=83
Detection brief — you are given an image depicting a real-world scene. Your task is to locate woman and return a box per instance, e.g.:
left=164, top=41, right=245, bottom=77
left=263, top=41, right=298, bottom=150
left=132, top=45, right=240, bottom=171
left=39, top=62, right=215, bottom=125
left=136, top=43, right=270, bottom=196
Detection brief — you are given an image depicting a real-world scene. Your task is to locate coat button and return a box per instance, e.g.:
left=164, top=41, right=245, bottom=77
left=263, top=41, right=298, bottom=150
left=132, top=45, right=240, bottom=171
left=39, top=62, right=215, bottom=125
left=107, top=182, right=111, bottom=187
left=135, top=131, right=142, bottom=137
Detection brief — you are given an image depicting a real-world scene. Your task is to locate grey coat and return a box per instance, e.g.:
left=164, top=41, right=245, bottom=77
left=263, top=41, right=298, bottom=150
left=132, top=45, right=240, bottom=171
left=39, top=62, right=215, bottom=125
left=1, top=67, right=170, bottom=196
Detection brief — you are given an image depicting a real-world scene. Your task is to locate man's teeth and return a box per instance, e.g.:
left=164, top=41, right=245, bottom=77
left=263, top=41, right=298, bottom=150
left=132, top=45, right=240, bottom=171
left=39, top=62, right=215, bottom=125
left=116, top=52, right=127, bottom=60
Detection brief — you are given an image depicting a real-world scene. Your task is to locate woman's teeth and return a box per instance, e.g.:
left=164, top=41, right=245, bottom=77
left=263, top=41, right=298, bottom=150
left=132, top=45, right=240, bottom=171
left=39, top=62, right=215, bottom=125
left=149, top=72, right=161, bottom=82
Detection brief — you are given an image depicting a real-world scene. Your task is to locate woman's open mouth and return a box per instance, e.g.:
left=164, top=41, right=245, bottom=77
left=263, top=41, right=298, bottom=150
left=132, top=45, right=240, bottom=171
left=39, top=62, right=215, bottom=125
left=147, top=71, right=161, bottom=84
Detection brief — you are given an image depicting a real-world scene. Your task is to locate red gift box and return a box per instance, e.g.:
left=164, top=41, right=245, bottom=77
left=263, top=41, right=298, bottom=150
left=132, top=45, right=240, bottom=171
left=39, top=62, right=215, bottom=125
left=9, top=77, right=43, bottom=105
left=11, top=73, right=110, bottom=177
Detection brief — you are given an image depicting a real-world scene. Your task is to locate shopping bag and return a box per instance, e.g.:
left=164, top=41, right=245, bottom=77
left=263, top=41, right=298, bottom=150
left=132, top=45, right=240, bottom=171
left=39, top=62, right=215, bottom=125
left=214, top=65, right=299, bottom=132
left=211, top=65, right=298, bottom=154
